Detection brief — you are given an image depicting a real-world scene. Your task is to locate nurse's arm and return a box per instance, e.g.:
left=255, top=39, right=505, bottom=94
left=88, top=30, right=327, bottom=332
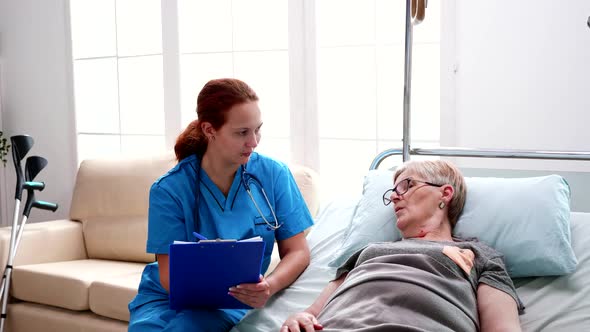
left=156, top=254, right=170, bottom=292
left=266, top=232, right=310, bottom=296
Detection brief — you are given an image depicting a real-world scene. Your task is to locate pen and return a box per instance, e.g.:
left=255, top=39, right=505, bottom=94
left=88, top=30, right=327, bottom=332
left=192, top=232, right=208, bottom=242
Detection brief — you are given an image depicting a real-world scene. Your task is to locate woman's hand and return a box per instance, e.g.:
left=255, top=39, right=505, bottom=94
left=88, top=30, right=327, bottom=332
left=229, top=233, right=311, bottom=309
left=280, top=311, right=323, bottom=332
left=228, top=275, right=272, bottom=308
left=279, top=273, right=345, bottom=331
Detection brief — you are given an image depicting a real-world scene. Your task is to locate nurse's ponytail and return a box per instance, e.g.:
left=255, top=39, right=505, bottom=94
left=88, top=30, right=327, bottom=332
left=175, top=120, right=206, bottom=161
left=174, top=78, right=259, bottom=161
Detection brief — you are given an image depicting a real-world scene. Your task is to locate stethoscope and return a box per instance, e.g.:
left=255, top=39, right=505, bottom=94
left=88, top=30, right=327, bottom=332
left=194, top=156, right=282, bottom=232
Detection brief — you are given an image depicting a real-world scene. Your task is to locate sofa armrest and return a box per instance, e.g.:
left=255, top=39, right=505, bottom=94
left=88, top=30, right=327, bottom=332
left=290, top=165, right=320, bottom=218
left=0, top=219, right=87, bottom=271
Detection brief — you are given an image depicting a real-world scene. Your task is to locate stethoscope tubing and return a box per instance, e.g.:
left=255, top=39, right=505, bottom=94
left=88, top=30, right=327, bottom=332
left=194, top=156, right=281, bottom=233
left=243, top=179, right=281, bottom=230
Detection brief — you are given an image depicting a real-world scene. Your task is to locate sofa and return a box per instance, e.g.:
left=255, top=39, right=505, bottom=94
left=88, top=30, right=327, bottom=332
left=0, top=153, right=320, bottom=332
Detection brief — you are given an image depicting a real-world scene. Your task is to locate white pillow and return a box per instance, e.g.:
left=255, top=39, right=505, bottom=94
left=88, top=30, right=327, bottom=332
left=329, top=170, right=577, bottom=278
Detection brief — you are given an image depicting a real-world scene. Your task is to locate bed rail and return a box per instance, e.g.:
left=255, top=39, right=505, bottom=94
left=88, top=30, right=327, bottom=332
left=370, top=147, right=590, bottom=170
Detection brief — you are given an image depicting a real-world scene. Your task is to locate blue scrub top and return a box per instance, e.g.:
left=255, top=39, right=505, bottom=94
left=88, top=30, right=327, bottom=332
left=130, top=152, right=314, bottom=313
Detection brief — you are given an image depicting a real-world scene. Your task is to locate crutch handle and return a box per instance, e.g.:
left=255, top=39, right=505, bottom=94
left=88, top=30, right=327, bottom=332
left=32, top=201, right=58, bottom=212
left=10, top=135, right=34, bottom=201
left=23, top=181, right=45, bottom=191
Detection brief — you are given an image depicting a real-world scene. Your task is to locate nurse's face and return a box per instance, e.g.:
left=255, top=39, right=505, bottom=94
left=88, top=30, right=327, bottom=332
left=212, top=101, right=262, bottom=165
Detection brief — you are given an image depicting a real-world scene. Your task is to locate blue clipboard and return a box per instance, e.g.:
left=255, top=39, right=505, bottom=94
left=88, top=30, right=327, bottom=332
left=168, top=239, right=266, bottom=310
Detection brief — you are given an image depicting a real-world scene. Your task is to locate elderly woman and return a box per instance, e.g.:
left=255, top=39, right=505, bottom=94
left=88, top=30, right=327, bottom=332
left=282, top=160, right=524, bottom=332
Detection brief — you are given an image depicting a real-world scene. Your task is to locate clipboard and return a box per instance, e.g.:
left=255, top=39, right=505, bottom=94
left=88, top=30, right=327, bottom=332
left=168, top=239, right=266, bottom=310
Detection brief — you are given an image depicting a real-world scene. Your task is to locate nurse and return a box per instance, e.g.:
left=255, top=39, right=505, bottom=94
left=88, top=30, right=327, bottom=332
left=128, top=78, right=314, bottom=331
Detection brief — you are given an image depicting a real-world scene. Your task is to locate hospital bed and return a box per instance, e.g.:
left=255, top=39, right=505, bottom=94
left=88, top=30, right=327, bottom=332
left=232, top=0, right=590, bottom=330
left=232, top=190, right=590, bottom=332
left=232, top=148, right=590, bottom=331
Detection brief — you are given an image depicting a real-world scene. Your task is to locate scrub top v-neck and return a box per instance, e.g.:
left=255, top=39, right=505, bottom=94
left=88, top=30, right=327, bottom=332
left=197, top=164, right=243, bottom=214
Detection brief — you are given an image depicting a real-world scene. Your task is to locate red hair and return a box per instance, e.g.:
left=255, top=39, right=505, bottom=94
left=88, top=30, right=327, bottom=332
left=174, top=78, right=259, bottom=161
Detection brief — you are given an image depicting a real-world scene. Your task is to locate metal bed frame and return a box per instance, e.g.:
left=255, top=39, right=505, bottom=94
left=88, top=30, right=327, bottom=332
left=370, top=0, right=590, bottom=170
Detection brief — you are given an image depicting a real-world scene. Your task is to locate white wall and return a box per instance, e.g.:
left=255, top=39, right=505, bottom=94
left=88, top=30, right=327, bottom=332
left=0, top=0, right=77, bottom=226
left=443, top=0, right=590, bottom=172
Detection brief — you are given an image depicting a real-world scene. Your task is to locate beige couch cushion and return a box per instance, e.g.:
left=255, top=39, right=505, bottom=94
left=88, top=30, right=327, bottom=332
left=11, top=260, right=145, bottom=311
left=69, top=153, right=176, bottom=261
left=70, top=153, right=176, bottom=220
left=83, top=216, right=154, bottom=263
left=7, top=302, right=127, bottom=332
left=89, top=272, right=142, bottom=322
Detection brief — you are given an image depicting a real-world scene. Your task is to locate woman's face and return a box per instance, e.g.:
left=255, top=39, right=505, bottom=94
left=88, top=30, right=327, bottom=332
left=209, top=101, right=262, bottom=166
left=390, top=170, right=443, bottom=236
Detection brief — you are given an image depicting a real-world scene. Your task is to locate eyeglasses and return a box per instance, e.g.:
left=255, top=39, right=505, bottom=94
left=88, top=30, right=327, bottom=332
left=382, top=178, right=443, bottom=206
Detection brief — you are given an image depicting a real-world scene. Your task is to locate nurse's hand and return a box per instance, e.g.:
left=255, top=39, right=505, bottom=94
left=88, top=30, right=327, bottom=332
left=228, top=275, right=272, bottom=308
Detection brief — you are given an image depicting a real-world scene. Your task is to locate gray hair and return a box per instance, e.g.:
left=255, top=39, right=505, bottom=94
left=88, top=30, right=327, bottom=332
left=393, top=160, right=467, bottom=227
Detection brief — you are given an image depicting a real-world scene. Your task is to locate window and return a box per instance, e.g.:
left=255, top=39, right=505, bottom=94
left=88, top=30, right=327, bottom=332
left=70, top=0, right=165, bottom=162
left=177, top=0, right=291, bottom=162
left=316, top=0, right=441, bottom=196
left=69, top=0, right=440, bottom=199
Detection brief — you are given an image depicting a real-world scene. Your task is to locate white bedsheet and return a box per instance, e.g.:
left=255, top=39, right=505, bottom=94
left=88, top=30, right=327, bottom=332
left=517, top=212, right=590, bottom=331
left=232, top=198, right=590, bottom=332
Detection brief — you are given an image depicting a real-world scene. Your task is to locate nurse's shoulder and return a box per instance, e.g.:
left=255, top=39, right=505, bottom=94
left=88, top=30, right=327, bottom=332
left=151, top=154, right=198, bottom=192
left=248, top=152, right=290, bottom=177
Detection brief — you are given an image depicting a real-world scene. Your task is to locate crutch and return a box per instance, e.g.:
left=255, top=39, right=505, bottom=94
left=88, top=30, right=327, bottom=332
left=0, top=135, right=33, bottom=329
left=0, top=155, right=56, bottom=295
left=11, top=157, right=57, bottom=263
left=0, top=136, right=32, bottom=297
left=0, top=137, right=57, bottom=331
left=0, top=156, right=57, bottom=331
